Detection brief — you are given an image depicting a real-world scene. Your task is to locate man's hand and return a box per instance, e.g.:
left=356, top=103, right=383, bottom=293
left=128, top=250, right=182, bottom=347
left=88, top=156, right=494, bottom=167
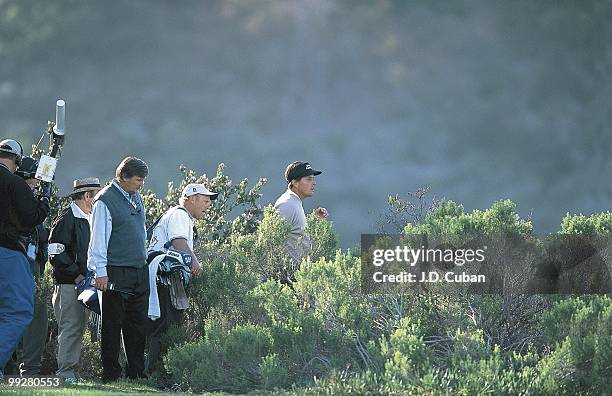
left=95, top=276, right=109, bottom=291
left=39, top=181, right=52, bottom=200
left=172, top=238, right=201, bottom=276
left=191, top=257, right=201, bottom=275
left=313, top=207, right=329, bottom=220
left=74, top=274, right=85, bottom=285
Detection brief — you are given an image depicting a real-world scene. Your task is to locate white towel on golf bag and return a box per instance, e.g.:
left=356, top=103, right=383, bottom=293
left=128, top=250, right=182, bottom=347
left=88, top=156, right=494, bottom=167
left=148, top=254, right=164, bottom=320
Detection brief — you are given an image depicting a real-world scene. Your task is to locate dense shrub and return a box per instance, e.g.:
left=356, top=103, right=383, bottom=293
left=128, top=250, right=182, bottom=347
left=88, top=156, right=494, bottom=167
left=230, top=205, right=293, bottom=282
left=560, top=212, right=612, bottom=235
left=37, top=172, right=610, bottom=395
left=380, top=317, right=431, bottom=381
left=304, top=212, right=338, bottom=261
left=538, top=296, right=612, bottom=394
left=404, top=199, right=533, bottom=239
left=249, top=280, right=329, bottom=382
left=165, top=322, right=278, bottom=393
left=174, top=197, right=606, bottom=394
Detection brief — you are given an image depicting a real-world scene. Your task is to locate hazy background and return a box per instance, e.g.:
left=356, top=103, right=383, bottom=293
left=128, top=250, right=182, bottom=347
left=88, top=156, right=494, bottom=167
left=1, top=0, right=611, bottom=247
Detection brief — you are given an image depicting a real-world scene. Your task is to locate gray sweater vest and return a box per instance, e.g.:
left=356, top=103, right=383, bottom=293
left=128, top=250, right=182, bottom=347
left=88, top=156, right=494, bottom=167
left=96, top=183, right=146, bottom=268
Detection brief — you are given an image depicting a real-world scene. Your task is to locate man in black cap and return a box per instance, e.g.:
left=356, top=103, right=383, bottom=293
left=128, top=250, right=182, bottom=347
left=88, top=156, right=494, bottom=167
left=273, top=161, right=329, bottom=276
left=49, top=177, right=101, bottom=382
left=0, top=139, right=50, bottom=379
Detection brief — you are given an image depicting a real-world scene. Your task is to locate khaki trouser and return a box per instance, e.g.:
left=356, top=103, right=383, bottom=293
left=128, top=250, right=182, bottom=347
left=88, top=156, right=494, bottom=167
left=52, top=284, right=88, bottom=379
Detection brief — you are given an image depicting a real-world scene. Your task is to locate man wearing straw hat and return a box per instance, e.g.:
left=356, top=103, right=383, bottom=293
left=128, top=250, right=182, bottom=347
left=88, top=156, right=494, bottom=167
left=49, top=177, right=101, bottom=382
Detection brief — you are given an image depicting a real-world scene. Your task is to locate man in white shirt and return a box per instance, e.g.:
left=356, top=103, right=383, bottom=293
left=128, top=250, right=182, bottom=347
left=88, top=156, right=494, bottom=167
left=145, top=183, right=218, bottom=373
left=273, top=162, right=328, bottom=280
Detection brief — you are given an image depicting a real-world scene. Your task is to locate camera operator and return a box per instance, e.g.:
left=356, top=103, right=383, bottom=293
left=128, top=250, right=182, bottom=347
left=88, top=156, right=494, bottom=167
left=0, top=139, right=50, bottom=379
left=14, top=157, right=51, bottom=376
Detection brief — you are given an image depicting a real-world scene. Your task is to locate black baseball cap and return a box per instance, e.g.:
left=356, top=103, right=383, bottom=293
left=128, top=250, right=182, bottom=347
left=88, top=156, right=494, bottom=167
left=285, top=161, right=322, bottom=182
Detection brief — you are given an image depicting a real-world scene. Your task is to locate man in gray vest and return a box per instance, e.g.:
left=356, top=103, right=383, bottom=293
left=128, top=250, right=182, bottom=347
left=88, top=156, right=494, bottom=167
left=88, top=157, right=149, bottom=381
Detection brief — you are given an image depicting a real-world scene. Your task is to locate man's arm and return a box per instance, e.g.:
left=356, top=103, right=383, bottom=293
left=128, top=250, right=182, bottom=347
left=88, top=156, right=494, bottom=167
left=88, top=200, right=112, bottom=290
left=171, top=238, right=201, bottom=275
left=275, top=202, right=297, bottom=226
left=10, top=179, right=50, bottom=228
left=49, top=211, right=80, bottom=278
left=165, top=209, right=200, bottom=275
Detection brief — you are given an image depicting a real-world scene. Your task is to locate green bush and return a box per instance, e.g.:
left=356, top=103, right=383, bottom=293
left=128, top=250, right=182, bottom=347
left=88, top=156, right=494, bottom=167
left=79, top=329, right=103, bottom=379
left=299, top=335, right=541, bottom=395
left=380, top=317, right=431, bottom=381
left=292, top=370, right=400, bottom=396
left=230, top=205, right=293, bottom=282
left=295, top=253, right=379, bottom=371
left=165, top=322, right=278, bottom=393
left=304, top=212, right=338, bottom=261
left=560, top=212, right=612, bottom=235
left=404, top=199, right=533, bottom=239
left=538, top=296, right=612, bottom=394
left=260, top=353, right=289, bottom=390
left=249, top=280, right=329, bottom=382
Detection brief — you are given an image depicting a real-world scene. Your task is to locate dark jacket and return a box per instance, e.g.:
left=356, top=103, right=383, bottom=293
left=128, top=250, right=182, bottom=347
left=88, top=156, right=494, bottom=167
left=49, top=204, right=90, bottom=284
left=22, top=223, right=49, bottom=273
left=0, top=165, right=50, bottom=252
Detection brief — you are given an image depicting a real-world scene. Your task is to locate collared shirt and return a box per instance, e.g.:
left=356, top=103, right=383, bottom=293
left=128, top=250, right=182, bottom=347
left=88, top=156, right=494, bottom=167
left=273, top=188, right=310, bottom=261
left=112, top=179, right=140, bottom=210
left=70, top=201, right=91, bottom=222
left=87, top=180, right=145, bottom=278
left=148, top=205, right=194, bottom=253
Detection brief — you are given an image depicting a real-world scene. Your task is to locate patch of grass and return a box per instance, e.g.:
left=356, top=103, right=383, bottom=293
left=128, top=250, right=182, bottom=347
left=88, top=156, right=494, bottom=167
left=0, top=378, right=291, bottom=395
left=0, top=379, right=172, bottom=395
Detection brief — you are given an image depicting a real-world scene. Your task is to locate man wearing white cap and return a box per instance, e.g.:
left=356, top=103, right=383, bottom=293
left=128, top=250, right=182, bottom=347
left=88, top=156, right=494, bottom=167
left=49, top=177, right=100, bottom=382
left=145, top=183, right=218, bottom=373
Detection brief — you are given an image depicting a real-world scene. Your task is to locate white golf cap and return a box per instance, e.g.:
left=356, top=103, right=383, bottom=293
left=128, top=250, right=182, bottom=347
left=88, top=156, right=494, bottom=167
left=182, top=183, right=219, bottom=200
